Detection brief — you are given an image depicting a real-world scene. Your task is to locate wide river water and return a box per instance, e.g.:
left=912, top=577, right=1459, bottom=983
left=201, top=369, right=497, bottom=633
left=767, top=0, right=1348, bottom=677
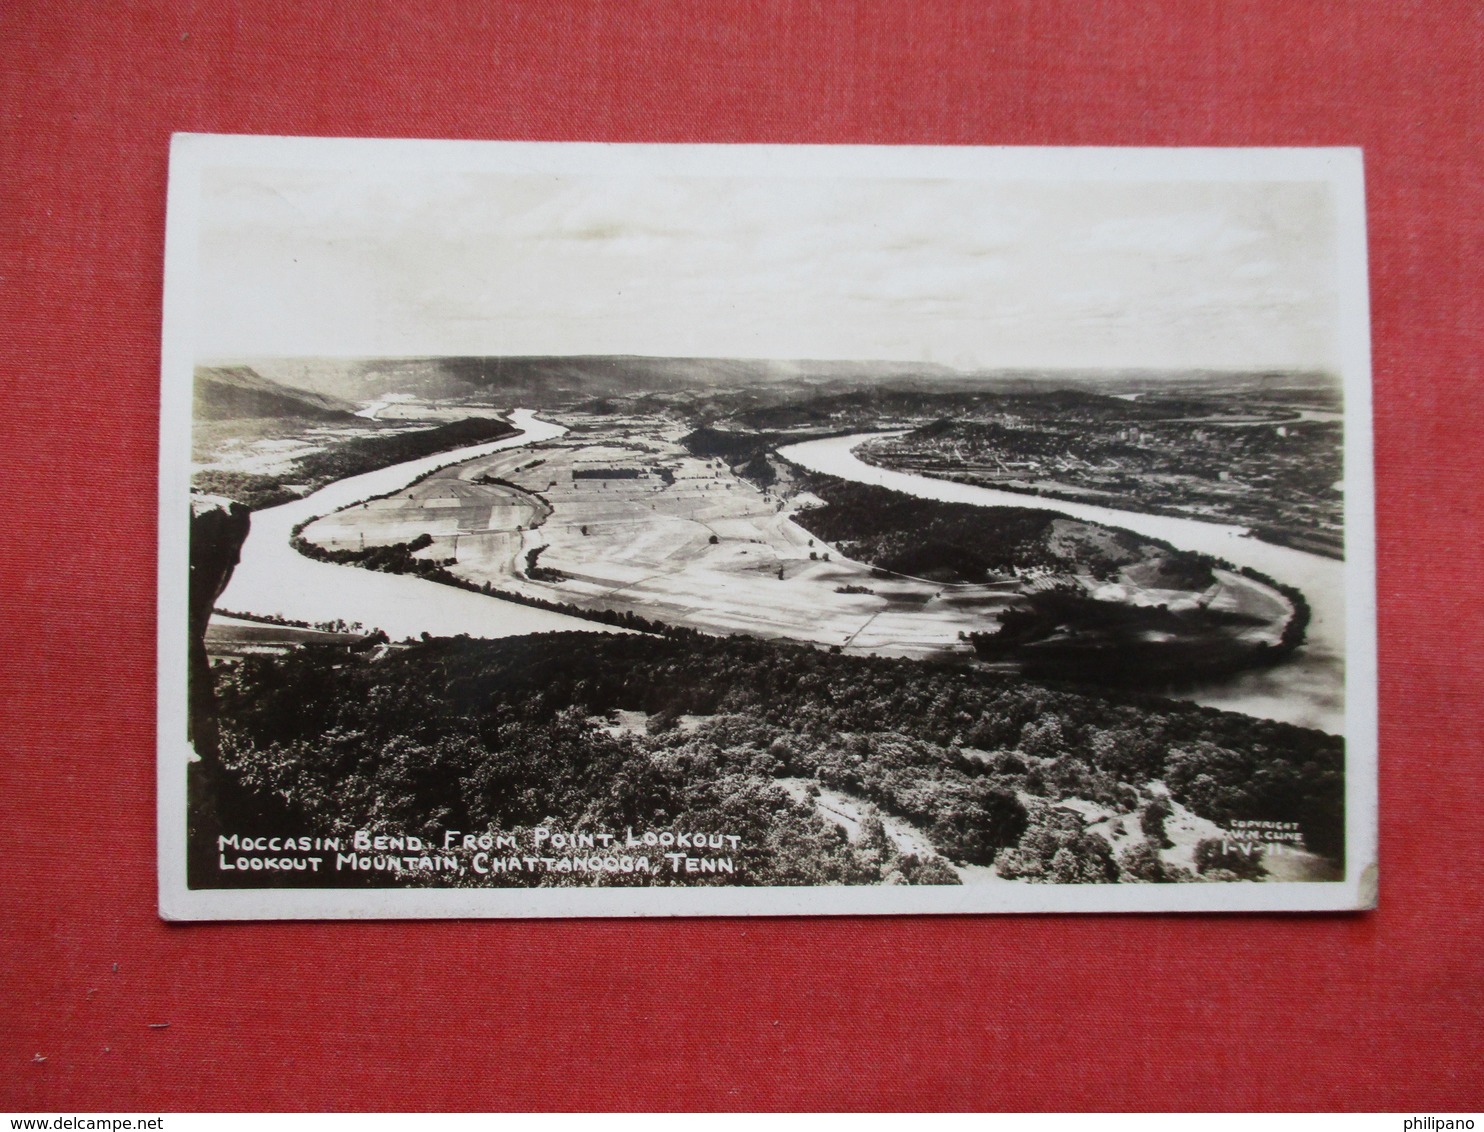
left=216, top=409, right=614, bottom=642
left=216, top=414, right=1345, bottom=734
left=779, top=433, right=1346, bottom=734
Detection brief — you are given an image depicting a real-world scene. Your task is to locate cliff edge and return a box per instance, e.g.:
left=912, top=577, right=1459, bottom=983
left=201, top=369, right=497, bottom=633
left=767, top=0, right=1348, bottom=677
left=188, top=493, right=250, bottom=760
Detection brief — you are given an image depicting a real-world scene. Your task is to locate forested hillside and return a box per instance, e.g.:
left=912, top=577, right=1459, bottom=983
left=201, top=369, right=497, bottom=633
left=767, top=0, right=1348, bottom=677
left=791, top=476, right=1211, bottom=585
left=192, top=416, right=518, bottom=510
left=201, top=632, right=1344, bottom=889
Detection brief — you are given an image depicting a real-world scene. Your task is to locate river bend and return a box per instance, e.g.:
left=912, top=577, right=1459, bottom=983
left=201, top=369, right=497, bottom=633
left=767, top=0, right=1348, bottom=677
left=779, top=432, right=1346, bottom=733
left=216, top=410, right=615, bottom=642
left=215, top=415, right=1346, bottom=732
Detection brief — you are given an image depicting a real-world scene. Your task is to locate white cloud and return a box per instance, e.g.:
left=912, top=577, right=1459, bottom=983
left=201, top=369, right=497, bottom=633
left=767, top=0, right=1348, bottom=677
left=195, top=167, right=1338, bottom=369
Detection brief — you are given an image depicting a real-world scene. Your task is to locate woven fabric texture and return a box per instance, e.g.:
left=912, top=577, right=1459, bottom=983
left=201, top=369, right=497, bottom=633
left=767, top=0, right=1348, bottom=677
left=2, top=0, right=1481, bottom=1112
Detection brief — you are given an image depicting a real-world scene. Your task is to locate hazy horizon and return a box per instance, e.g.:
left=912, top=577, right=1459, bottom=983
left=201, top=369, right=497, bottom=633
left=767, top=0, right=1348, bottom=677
left=198, top=352, right=1337, bottom=377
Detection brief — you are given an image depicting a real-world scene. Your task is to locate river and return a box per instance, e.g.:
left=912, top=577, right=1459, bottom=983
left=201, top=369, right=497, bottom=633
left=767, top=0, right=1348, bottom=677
left=779, top=432, right=1346, bottom=734
left=216, top=414, right=1346, bottom=732
left=216, top=409, right=618, bottom=642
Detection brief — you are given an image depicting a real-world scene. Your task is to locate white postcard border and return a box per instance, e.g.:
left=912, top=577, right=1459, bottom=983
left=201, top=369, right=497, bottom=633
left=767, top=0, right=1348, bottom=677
left=159, top=136, right=1377, bottom=919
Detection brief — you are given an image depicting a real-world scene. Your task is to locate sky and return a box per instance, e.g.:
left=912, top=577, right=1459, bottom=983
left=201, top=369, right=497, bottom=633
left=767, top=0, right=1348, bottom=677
left=194, top=163, right=1340, bottom=371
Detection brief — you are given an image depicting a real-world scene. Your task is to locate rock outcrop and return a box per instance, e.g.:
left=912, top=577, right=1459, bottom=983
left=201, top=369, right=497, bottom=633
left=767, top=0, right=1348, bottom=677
left=187, top=493, right=250, bottom=889
left=188, top=493, right=250, bottom=760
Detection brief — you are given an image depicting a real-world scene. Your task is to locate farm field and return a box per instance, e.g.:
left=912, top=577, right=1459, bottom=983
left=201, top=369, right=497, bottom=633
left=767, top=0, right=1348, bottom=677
left=204, top=613, right=370, bottom=661
left=299, top=414, right=1291, bottom=663
left=192, top=393, right=479, bottom=475
left=302, top=415, right=1024, bottom=658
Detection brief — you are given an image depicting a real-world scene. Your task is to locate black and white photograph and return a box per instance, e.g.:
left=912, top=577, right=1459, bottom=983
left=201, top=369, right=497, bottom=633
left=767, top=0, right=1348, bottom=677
left=159, top=137, right=1376, bottom=917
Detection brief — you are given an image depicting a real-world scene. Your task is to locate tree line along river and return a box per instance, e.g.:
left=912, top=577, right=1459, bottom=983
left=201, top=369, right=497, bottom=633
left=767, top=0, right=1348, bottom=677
left=779, top=432, right=1346, bottom=734
left=215, top=412, right=1347, bottom=734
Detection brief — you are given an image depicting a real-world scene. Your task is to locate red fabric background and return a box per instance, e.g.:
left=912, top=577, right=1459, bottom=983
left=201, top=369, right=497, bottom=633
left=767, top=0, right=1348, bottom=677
left=2, top=0, right=1481, bottom=1112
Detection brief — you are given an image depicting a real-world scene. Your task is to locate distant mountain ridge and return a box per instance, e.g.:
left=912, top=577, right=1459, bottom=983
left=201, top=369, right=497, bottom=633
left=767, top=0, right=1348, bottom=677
left=209, top=355, right=1340, bottom=408
left=229, top=356, right=964, bottom=404
left=194, top=365, right=359, bottom=420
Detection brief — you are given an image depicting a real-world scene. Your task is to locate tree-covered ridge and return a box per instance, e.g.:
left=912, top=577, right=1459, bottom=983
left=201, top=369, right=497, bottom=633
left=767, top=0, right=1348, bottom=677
left=192, top=416, right=519, bottom=510
left=203, top=632, right=1343, bottom=890
left=789, top=475, right=1211, bottom=585
left=683, top=425, right=1202, bottom=584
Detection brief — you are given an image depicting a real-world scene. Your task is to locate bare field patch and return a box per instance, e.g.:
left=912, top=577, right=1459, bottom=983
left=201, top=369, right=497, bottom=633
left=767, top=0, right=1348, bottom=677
left=296, top=415, right=1293, bottom=669
left=300, top=416, right=1026, bottom=658
left=193, top=419, right=383, bottom=474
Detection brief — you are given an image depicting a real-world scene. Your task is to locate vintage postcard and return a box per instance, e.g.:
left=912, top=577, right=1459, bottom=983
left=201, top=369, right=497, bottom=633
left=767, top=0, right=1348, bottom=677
left=159, top=136, right=1377, bottom=918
